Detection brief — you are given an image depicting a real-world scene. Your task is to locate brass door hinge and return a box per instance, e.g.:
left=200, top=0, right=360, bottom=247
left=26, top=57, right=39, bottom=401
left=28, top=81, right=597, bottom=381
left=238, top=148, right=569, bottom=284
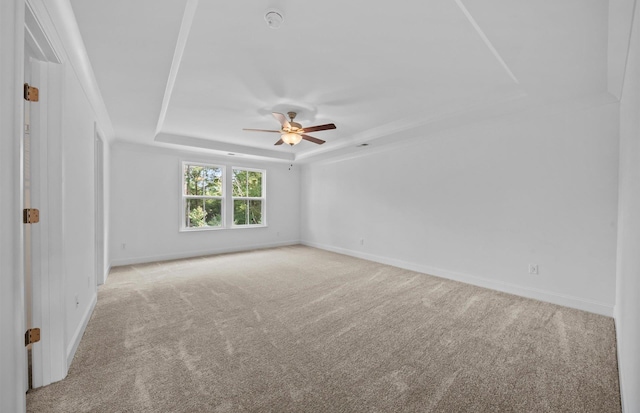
left=25, top=328, right=40, bottom=346
left=23, top=208, right=39, bottom=224
left=24, top=83, right=39, bottom=102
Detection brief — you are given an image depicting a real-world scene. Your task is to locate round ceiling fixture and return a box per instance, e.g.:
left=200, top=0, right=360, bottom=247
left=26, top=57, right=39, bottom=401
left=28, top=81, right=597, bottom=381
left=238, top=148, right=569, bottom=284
left=264, top=9, right=284, bottom=29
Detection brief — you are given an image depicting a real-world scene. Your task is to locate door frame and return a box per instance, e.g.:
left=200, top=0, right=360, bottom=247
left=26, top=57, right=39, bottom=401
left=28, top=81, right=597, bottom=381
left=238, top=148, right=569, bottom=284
left=95, top=127, right=106, bottom=285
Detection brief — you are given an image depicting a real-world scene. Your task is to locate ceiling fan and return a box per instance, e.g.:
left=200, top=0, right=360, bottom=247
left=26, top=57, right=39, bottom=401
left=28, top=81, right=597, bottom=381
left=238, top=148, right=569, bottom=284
left=243, top=112, right=336, bottom=146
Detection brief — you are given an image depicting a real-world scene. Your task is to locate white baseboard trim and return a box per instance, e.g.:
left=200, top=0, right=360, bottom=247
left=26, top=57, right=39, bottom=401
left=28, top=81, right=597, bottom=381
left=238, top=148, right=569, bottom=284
left=109, top=240, right=300, bottom=268
left=302, top=241, right=614, bottom=317
left=66, top=292, right=97, bottom=370
left=614, top=307, right=626, bottom=412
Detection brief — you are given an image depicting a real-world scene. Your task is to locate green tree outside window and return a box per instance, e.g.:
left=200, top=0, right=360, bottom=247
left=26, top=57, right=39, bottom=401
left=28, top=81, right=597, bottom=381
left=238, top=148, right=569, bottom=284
left=183, top=163, right=224, bottom=229
left=232, top=169, right=264, bottom=226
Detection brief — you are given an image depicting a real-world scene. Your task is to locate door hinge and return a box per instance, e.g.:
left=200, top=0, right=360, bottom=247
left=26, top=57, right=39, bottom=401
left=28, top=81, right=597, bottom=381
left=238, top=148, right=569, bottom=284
left=23, top=208, right=39, bottom=224
left=25, top=328, right=41, bottom=346
left=23, top=83, right=39, bottom=102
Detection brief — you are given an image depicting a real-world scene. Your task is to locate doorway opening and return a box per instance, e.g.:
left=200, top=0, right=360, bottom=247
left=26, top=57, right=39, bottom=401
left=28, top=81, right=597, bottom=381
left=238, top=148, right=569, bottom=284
left=95, top=130, right=105, bottom=285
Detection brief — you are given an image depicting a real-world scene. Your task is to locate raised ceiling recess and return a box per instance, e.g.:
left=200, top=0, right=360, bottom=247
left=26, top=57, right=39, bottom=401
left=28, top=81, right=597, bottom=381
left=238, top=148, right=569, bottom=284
left=70, top=0, right=608, bottom=162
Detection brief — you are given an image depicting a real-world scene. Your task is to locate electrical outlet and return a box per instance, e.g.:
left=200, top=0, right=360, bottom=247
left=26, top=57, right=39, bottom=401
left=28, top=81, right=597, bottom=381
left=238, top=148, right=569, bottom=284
left=528, top=264, right=539, bottom=275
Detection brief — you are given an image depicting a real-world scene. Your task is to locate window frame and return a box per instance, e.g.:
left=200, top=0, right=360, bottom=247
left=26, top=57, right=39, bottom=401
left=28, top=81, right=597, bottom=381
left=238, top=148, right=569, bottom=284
left=231, top=166, right=267, bottom=228
left=180, top=161, right=225, bottom=232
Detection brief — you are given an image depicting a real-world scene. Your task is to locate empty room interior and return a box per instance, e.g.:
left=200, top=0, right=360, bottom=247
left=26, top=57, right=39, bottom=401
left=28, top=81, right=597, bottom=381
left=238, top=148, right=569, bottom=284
left=2, top=0, right=640, bottom=412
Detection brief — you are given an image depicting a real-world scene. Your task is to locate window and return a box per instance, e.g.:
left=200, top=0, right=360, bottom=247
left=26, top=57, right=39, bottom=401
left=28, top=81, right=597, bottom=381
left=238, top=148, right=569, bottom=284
left=232, top=168, right=265, bottom=226
left=182, top=163, right=224, bottom=229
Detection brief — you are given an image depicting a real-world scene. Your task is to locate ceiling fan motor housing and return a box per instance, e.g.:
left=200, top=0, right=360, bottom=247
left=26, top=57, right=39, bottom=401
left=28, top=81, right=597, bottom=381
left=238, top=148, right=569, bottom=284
left=288, top=122, right=302, bottom=132
left=286, top=112, right=302, bottom=132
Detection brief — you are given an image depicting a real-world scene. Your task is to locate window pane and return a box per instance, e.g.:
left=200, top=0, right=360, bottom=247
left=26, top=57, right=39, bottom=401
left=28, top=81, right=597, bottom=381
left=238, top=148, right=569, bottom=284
left=248, top=200, right=262, bottom=225
left=232, top=169, right=248, bottom=197
left=248, top=171, right=262, bottom=197
left=234, top=200, right=247, bottom=225
left=204, top=199, right=222, bottom=227
left=203, top=168, right=223, bottom=196
left=184, top=165, right=202, bottom=196
left=184, top=165, right=222, bottom=196
left=185, top=198, right=205, bottom=227
left=185, top=198, right=222, bottom=228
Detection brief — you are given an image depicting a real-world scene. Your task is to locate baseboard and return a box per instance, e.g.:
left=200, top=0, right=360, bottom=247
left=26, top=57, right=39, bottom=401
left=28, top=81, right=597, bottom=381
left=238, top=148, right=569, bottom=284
left=66, top=292, right=97, bottom=370
left=614, top=308, right=626, bottom=412
left=302, top=241, right=614, bottom=317
left=109, top=240, right=300, bottom=267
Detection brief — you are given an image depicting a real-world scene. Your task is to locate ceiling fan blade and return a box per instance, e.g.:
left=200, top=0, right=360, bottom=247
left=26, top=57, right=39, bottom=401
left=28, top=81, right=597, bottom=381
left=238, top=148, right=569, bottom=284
left=242, top=128, right=281, bottom=133
left=272, top=112, right=291, bottom=129
left=301, top=123, right=336, bottom=133
left=274, top=138, right=284, bottom=145
left=301, top=134, right=325, bottom=145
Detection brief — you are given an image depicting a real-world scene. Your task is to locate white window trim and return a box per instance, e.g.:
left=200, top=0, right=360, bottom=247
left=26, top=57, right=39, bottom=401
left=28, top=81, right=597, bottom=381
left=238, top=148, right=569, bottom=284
left=231, top=166, right=267, bottom=228
left=180, top=161, right=225, bottom=232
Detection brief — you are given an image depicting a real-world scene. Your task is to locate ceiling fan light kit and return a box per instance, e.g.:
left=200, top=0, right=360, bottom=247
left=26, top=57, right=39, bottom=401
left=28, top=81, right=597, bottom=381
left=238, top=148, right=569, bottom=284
left=243, top=111, right=336, bottom=147
left=282, top=132, right=302, bottom=146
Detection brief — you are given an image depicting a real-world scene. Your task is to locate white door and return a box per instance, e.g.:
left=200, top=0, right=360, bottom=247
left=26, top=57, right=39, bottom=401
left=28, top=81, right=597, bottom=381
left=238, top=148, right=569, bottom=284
left=23, top=47, right=35, bottom=391
left=23, top=1, right=65, bottom=390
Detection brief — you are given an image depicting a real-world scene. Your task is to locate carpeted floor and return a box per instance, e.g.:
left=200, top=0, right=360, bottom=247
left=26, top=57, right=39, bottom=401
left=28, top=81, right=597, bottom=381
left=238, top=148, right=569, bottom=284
left=27, top=245, right=621, bottom=412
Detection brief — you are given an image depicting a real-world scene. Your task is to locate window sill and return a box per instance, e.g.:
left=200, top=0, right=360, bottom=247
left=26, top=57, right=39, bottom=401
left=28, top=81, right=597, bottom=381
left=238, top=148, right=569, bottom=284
left=230, top=224, right=268, bottom=229
left=179, top=226, right=225, bottom=233
left=179, top=225, right=268, bottom=232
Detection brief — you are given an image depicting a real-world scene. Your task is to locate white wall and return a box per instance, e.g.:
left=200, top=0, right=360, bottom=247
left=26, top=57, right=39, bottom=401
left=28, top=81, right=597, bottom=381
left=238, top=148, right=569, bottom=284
left=0, top=0, right=27, bottom=411
left=615, top=1, right=640, bottom=410
left=60, top=61, right=98, bottom=362
left=301, top=102, right=619, bottom=316
left=110, top=143, right=300, bottom=266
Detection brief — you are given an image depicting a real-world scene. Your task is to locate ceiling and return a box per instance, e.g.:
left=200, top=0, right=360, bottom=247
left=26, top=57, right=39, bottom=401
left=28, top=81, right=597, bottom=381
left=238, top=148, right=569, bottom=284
left=69, top=0, right=609, bottom=162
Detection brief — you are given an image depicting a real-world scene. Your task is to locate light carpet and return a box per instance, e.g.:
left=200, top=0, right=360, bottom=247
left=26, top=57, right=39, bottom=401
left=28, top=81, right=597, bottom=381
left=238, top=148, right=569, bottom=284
left=27, top=245, right=621, bottom=412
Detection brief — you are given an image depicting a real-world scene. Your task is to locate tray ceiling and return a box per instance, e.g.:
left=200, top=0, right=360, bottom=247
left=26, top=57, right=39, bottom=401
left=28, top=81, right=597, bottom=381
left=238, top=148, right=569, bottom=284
left=70, top=0, right=607, bottom=162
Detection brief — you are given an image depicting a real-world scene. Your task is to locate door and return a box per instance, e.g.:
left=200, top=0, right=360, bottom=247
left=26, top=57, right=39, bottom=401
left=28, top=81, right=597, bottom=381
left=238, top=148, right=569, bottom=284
left=23, top=49, right=35, bottom=391
left=22, top=3, right=65, bottom=389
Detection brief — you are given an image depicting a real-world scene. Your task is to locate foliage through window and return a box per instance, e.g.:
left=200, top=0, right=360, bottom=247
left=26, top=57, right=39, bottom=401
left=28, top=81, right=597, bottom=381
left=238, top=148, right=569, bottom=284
left=232, top=168, right=265, bottom=226
left=183, top=163, right=223, bottom=229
